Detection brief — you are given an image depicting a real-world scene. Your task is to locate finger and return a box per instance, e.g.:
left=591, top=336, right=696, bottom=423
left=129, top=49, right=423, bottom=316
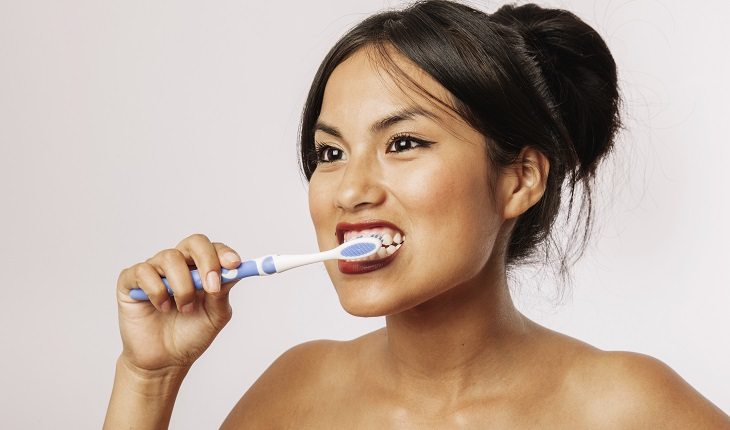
left=150, top=248, right=197, bottom=313
left=117, top=263, right=171, bottom=312
left=211, top=243, right=243, bottom=295
left=212, top=242, right=242, bottom=270
left=134, top=263, right=173, bottom=311
left=202, top=291, right=233, bottom=331
left=176, top=234, right=222, bottom=294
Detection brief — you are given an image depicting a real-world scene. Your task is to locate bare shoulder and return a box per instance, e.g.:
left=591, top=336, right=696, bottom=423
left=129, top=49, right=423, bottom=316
left=220, top=334, right=370, bottom=429
left=566, top=347, right=730, bottom=429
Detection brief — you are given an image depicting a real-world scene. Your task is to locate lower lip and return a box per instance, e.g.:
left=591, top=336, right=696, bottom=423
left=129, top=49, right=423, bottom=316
left=337, top=247, right=401, bottom=274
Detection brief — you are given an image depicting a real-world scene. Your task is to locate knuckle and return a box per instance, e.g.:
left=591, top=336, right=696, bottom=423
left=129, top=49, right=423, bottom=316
left=178, top=233, right=210, bottom=248
left=213, top=242, right=237, bottom=258
left=158, top=248, right=184, bottom=264
left=212, top=241, right=230, bottom=250
left=133, top=262, right=155, bottom=278
left=117, top=265, right=132, bottom=281
left=188, top=233, right=210, bottom=243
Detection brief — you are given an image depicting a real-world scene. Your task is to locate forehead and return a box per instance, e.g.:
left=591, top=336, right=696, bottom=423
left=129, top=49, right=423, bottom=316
left=318, top=45, right=458, bottom=130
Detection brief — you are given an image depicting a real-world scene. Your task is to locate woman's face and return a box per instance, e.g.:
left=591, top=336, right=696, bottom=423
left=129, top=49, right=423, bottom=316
left=309, top=47, right=504, bottom=317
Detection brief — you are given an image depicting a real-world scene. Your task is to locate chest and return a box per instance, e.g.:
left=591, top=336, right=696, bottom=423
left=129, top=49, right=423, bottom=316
left=287, top=387, right=588, bottom=429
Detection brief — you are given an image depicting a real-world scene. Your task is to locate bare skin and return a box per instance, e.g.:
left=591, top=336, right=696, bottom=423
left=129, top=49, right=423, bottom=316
left=223, top=331, right=729, bottom=429
left=105, top=46, right=730, bottom=429
left=105, top=235, right=244, bottom=428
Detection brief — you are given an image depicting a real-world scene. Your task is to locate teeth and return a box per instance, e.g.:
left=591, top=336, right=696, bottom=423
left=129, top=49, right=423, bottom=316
left=347, top=242, right=403, bottom=262
left=342, top=228, right=406, bottom=261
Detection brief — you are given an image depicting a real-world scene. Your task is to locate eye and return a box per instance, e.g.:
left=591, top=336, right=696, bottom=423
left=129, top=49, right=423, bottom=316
left=386, top=133, right=434, bottom=153
left=314, top=144, right=346, bottom=163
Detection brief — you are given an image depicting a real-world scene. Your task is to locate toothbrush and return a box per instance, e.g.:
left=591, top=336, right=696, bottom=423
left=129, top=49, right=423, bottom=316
left=128, top=235, right=383, bottom=301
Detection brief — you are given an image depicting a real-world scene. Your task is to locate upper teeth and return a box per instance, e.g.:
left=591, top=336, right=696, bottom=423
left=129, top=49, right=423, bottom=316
left=345, top=227, right=405, bottom=261
left=344, top=227, right=405, bottom=246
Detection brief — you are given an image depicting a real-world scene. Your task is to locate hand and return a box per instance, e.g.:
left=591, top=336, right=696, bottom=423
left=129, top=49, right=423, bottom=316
left=115, top=233, right=242, bottom=376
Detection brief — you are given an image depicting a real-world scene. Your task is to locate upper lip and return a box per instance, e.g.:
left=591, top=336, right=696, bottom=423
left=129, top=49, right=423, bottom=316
left=335, top=220, right=404, bottom=245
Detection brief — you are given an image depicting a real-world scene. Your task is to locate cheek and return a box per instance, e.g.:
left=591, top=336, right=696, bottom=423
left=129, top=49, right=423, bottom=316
left=396, top=156, right=499, bottom=277
left=400, top=157, right=495, bottom=231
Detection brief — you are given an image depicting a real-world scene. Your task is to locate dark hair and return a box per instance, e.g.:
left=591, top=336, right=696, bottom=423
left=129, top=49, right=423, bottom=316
left=298, top=0, right=622, bottom=276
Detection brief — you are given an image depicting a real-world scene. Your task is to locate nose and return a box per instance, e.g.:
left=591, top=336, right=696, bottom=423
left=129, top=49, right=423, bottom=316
left=334, top=154, right=385, bottom=212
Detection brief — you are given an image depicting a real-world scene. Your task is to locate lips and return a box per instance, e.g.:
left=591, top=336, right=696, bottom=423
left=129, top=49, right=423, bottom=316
left=335, top=220, right=405, bottom=274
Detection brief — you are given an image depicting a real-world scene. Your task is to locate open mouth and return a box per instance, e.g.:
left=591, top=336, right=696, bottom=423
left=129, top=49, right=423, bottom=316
left=336, top=221, right=405, bottom=274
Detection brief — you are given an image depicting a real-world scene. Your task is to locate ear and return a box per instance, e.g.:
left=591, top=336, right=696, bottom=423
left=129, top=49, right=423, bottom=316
left=497, top=147, right=550, bottom=220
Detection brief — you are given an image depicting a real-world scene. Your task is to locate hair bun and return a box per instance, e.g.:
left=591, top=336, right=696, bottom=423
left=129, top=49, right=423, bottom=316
left=491, top=3, right=622, bottom=178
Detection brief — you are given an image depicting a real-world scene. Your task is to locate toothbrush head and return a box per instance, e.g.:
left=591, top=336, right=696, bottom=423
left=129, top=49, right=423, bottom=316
left=335, top=234, right=383, bottom=260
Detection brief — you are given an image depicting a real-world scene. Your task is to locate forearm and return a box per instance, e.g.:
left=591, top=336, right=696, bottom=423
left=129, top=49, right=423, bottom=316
left=103, top=357, right=190, bottom=430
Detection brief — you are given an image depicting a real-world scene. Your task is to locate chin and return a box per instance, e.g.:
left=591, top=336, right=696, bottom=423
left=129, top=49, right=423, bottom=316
left=331, top=276, right=445, bottom=318
left=332, top=281, right=398, bottom=317
left=340, top=303, right=390, bottom=318
left=321, top=251, right=412, bottom=317
left=322, top=239, right=492, bottom=318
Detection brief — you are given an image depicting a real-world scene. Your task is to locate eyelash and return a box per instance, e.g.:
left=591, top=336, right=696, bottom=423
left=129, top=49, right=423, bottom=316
left=313, top=133, right=434, bottom=164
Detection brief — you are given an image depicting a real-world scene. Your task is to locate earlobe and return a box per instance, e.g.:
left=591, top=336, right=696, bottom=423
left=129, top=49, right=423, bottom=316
left=499, top=147, right=549, bottom=220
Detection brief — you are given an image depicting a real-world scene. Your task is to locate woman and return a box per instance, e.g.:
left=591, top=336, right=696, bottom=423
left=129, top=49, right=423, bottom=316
left=104, top=1, right=730, bottom=428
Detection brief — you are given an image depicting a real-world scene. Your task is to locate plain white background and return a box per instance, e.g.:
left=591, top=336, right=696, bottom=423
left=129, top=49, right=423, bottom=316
left=1, top=0, right=728, bottom=427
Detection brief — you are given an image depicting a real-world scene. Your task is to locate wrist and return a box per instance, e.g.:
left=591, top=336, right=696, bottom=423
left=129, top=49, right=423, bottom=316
left=115, top=356, right=190, bottom=397
left=104, top=357, right=190, bottom=429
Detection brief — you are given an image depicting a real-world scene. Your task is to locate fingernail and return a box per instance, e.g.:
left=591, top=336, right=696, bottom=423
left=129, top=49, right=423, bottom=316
left=160, top=299, right=171, bottom=313
left=223, top=252, right=239, bottom=264
left=206, top=271, right=220, bottom=293
left=182, top=302, right=194, bottom=313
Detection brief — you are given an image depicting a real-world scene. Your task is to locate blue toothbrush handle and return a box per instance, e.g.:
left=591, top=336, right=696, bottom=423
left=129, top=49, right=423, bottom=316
left=128, top=259, right=264, bottom=301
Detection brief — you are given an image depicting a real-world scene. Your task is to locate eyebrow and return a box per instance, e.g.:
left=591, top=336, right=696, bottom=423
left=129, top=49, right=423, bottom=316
left=313, top=106, right=439, bottom=139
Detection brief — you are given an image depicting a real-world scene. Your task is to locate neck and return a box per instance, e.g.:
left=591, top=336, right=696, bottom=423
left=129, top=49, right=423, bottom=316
left=381, top=259, right=532, bottom=398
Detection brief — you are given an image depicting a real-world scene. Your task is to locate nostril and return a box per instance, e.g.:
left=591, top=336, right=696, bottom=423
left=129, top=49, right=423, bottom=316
left=334, top=171, right=386, bottom=211
left=335, top=196, right=378, bottom=212
left=354, top=201, right=373, bottom=210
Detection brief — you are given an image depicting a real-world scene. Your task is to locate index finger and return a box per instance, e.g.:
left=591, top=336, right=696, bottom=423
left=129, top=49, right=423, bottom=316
left=175, top=234, right=224, bottom=293
left=212, top=242, right=241, bottom=270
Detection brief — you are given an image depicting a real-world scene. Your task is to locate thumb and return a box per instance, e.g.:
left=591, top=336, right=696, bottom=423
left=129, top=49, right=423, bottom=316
left=202, top=282, right=237, bottom=329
